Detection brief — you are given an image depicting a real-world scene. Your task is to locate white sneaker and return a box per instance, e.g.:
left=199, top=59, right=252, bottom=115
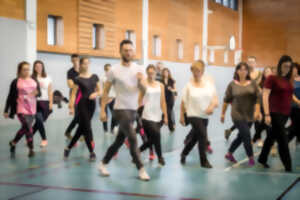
left=138, top=168, right=150, bottom=181
left=257, top=140, right=263, bottom=148
left=98, top=162, right=110, bottom=176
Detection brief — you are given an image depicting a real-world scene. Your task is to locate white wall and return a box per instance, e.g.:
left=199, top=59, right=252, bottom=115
left=0, top=17, right=28, bottom=125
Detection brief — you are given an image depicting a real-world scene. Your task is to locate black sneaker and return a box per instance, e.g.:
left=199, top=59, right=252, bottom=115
left=158, top=157, right=165, bottom=166
left=28, top=150, right=35, bottom=158
left=64, top=149, right=70, bottom=160
left=65, top=132, right=72, bottom=140
left=89, top=152, right=96, bottom=162
left=258, top=160, right=270, bottom=168
left=202, top=162, right=213, bottom=169
left=180, top=155, right=186, bottom=165
left=9, top=141, right=15, bottom=154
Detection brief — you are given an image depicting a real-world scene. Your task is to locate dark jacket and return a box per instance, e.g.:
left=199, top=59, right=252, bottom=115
left=4, top=78, right=41, bottom=119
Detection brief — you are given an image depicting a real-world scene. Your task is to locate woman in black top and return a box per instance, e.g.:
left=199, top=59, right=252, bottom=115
left=64, top=57, right=101, bottom=161
left=161, top=68, right=177, bottom=132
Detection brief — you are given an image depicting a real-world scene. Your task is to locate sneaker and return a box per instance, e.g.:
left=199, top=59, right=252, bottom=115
left=125, top=139, right=130, bottom=149
left=28, top=150, right=35, bottom=158
left=64, top=148, right=70, bottom=160
left=158, top=157, right=165, bottom=166
left=112, top=127, right=119, bottom=135
left=206, top=145, right=213, bottom=154
left=224, top=129, right=232, bottom=140
left=9, top=141, right=16, bottom=154
left=202, top=161, right=213, bottom=169
left=89, top=152, right=96, bottom=162
left=258, top=160, right=270, bottom=168
left=65, top=132, right=72, bottom=140
left=257, top=140, right=263, bottom=148
left=149, top=151, right=155, bottom=161
left=248, top=158, right=255, bottom=167
left=138, top=168, right=150, bottom=181
left=40, top=140, right=48, bottom=148
left=225, top=153, right=237, bottom=163
left=79, top=136, right=84, bottom=142
left=98, top=162, right=110, bottom=176
left=180, top=155, right=186, bottom=165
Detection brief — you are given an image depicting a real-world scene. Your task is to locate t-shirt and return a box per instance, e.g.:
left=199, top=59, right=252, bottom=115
left=264, top=75, right=293, bottom=115
left=100, top=73, right=116, bottom=98
left=107, top=62, right=145, bottom=110
left=224, top=80, right=260, bottom=122
left=182, top=81, right=217, bottom=119
left=74, top=74, right=99, bottom=100
left=17, top=78, right=38, bottom=115
left=67, top=67, right=79, bottom=95
left=37, top=76, right=52, bottom=101
left=142, top=83, right=162, bottom=122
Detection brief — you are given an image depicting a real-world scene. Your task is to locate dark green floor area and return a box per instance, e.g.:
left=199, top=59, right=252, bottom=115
left=0, top=115, right=299, bottom=200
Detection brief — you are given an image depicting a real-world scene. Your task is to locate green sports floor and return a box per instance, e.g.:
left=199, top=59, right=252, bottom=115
left=0, top=113, right=299, bottom=200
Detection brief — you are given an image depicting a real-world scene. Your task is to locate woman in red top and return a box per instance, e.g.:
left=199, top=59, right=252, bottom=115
left=258, top=55, right=295, bottom=172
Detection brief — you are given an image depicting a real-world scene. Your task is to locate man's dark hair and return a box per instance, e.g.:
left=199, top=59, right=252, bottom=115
left=120, top=40, right=133, bottom=51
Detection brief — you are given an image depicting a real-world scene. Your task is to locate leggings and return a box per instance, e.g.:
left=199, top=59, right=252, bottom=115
left=68, top=99, right=95, bottom=153
left=139, top=120, right=162, bottom=158
left=288, top=107, right=300, bottom=143
left=229, top=121, right=253, bottom=157
left=12, top=114, right=35, bottom=149
left=102, top=110, right=143, bottom=169
left=164, top=102, right=175, bottom=132
left=102, top=99, right=118, bottom=132
left=181, top=117, right=209, bottom=165
left=33, top=112, right=46, bottom=140
left=65, top=105, right=79, bottom=134
left=258, top=113, right=292, bottom=171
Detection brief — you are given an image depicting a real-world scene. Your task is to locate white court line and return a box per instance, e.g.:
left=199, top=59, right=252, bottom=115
left=224, top=151, right=260, bottom=172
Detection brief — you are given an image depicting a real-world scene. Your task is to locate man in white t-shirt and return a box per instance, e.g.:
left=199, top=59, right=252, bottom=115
left=98, top=40, right=150, bottom=181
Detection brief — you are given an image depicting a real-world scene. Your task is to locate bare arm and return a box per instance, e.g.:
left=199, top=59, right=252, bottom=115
left=69, top=85, right=78, bottom=113
left=101, top=81, right=112, bottom=113
left=293, top=94, right=300, bottom=105
left=263, top=88, right=271, bottom=125
left=67, top=79, right=74, bottom=89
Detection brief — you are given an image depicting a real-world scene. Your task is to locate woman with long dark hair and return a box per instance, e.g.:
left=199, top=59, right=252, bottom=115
left=4, top=61, right=40, bottom=157
left=64, top=57, right=101, bottom=161
left=32, top=60, right=53, bottom=147
left=221, top=62, right=261, bottom=166
left=258, top=55, right=294, bottom=172
left=161, top=68, right=177, bottom=132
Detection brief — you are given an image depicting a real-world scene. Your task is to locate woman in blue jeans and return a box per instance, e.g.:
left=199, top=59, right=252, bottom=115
left=221, top=62, right=261, bottom=166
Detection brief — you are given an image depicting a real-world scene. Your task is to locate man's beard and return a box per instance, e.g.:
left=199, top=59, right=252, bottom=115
left=122, top=56, right=131, bottom=63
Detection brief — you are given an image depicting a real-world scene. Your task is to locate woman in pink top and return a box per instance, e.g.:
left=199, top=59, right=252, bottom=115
left=4, top=61, right=40, bottom=158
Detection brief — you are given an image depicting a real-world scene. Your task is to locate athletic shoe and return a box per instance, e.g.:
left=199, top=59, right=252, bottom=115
left=271, top=146, right=277, bottom=157
left=89, top=152, right=96, bottom=162
left=149, top=150, right=155, bottom=161
left=248, top=158, right=255, bottom=167
left=98, top=162, right=110, bottom=176
left=257, top=140, right=263, bottom=148
left=158, top=157, right=165, bottom=166
left=202, top=161, right=213, bottom=169
left=9, top=141, right=15, bottom=154
left=258, top=160, right=270, bottom=168
left=64, top=148, right=70, bottom=160
left=224, top=129, right=232, bottom=140
left=180, top=155, right=186, bottom=165
left=206, top=145, right=213, bottom=154
left=40, top=140, right=48, bottom=147
left=65, top=132, right=72, bottom=140
left=225, top=153, right=237, bottom=163
left=28, top=150, right=35, bottom=158
left=138, top=168, right=150, bottom=181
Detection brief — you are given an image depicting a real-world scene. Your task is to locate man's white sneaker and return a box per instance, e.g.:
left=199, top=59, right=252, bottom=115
left=138, top=168, right=150, bottom=181
left=98, top=162, right=110, bottom=176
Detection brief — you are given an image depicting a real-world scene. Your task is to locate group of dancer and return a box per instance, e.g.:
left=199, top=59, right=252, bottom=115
left=3, top=39, right=299, bottom=181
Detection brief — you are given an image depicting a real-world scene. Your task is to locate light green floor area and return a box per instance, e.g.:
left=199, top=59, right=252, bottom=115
left=0, top=115, right=299, bottom=200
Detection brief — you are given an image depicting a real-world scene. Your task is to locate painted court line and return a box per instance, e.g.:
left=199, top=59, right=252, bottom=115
left=277, top=177, right=300, bottom=200
left=0, top=182, right=201, bottom=200
left=224, top=151, right=260, bottom=172
left=8, top=188, right=47, bottom=200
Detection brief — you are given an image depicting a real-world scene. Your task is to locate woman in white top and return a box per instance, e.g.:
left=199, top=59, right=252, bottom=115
left=138, top=65, right=168, bottom=166
left=100, top=64, right=118, bottom=134
left=180, top=60, right=218, bottom=168
left=32, top=60, right=53, bottom=147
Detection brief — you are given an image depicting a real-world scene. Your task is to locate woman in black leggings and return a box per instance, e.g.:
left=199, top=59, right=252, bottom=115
left=64, top=57, right=101, bottom=161
left=258, top=55, right=295, bottom=172
left=138, top=65, right=168, bottom=166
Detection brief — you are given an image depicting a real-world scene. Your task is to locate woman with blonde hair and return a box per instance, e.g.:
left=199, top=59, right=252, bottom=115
left=180, top=60, right=218, bottom=168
